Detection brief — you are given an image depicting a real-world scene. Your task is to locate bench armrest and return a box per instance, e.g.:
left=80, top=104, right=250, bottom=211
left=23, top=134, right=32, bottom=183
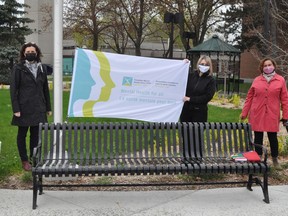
left=250, top=142, right=268, bottom=163
left=32, top=144, right=42, bottom=166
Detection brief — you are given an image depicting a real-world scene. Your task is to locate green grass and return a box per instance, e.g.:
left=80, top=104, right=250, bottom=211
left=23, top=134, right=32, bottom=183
left=208, top=105, right=241, bottom=122
left=0, top=89, right=21, bottom=179
left=0, top=89, right=241, bottom=181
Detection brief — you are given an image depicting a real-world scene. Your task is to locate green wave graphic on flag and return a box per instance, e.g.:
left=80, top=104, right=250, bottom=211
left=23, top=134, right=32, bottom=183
left=82, top=51, right=115, bottom=117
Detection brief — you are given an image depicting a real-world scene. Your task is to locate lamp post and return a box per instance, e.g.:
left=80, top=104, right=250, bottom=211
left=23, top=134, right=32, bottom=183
left=164, top=12, right=183, bottom=59
left=183, top=31, right=196, bottom=51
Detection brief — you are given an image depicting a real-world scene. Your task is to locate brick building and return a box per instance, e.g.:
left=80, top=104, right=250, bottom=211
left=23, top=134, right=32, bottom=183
left=240, top=50, right=259, bottom=82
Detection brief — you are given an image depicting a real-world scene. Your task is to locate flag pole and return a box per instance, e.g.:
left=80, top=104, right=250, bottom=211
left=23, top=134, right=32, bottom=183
left=47, top=0, right=73, bottom=180
left=53, top=0, right=63, bottom=123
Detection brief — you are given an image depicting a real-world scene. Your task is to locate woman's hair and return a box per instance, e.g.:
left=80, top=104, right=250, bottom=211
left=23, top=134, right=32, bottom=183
left=19, top=42, right=43, bottom=62
left=258, top=57, right=277, bottom=73
left=196, top=55, right=213, bottom=75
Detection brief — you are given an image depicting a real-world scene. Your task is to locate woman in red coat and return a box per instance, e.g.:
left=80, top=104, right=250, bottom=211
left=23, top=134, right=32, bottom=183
left=241, top=57, right=288, bottom=166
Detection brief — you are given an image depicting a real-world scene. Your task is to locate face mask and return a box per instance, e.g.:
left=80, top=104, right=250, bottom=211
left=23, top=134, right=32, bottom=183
left=263, top=66, right=275, bottom=74
left=198, top=65, right=210, bottom=73
left=25, top=53, right=37, bottom=62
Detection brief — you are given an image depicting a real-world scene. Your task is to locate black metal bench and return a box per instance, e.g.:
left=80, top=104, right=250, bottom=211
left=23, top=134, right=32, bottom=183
left=32, top=122, right=269, bottom=209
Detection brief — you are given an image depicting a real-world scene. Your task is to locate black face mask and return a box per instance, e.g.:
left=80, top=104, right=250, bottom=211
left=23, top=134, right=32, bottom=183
left=25, top=53, right=37, bottom=62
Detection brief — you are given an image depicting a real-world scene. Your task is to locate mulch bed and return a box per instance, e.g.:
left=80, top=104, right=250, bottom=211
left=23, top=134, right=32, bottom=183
left=1, top=159, right=287, bottom=191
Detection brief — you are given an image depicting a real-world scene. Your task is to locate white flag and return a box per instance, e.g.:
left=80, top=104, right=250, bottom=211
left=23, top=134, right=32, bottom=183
left=68, top=48, right=189, bottom=122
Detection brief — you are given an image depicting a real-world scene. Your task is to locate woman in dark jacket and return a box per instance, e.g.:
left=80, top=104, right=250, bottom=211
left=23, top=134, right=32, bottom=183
left=180, top=55, right=216, bottom=122
left=180, top=55, right=215, bottom=158
left=10, top=42, right=52, bottom=171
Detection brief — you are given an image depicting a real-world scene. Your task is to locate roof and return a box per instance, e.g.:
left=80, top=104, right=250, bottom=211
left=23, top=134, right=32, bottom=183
left=187, top=34, right=241, bottom=54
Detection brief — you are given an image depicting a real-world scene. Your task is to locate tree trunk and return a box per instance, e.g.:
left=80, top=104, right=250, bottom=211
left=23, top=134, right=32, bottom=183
left=93, top=33, right=99, bottom=50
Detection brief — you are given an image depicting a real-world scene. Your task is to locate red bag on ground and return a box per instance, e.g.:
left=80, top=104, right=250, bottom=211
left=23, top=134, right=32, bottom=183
left=242, top=151, right=261, bottom=162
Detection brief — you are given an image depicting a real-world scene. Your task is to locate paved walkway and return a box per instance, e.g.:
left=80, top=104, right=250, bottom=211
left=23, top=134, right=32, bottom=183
left=0, top=185, right=288, bottom=216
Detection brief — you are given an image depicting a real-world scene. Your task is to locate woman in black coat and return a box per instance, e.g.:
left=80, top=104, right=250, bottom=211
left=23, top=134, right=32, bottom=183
left=180, top=55, right=216, bottom=122
left=10, top=42, right=52, bottom=171
left=180, top=55, right=216, bottom=158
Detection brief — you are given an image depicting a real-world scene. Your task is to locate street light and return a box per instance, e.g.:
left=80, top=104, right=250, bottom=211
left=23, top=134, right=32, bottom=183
left=183, top=31, right=196, bottom=51
left=164, top=12, right=183, bottom=59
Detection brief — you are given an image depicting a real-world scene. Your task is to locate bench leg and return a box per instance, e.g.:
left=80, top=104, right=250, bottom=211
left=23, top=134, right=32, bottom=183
left=32, top=175, right=45, bottom=209
left=32, top=174, right=38, bottom=209
left=262, top=172, right=270, bottom=203
left=246, top=174, right=253, bottom=191
left=255, top=172, right=270, bottom=204
left=39, top=176, right=43, bottom=195
left=246, top=173, right=269, bottom=203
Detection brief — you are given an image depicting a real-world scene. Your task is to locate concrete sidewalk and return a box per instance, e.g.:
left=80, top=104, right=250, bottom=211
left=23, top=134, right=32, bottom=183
left=0, top=185, right=287, bottom=216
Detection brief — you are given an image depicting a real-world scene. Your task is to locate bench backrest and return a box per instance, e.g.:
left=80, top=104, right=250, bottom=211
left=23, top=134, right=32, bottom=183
left=38, top=122, right=184, bottom=164
left=182, top=122, right=253, bottom=159
left=37, top=122, right=253, bottom=163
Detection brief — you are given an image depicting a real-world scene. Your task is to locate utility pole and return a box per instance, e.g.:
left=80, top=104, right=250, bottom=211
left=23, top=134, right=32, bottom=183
left=164, top=12, right=182, bottom=59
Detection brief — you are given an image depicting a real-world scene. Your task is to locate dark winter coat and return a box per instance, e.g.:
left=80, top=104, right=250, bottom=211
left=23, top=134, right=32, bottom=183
left=10, top=61, right=51, bottom=126
left=180, top=70, right=216, bottom=122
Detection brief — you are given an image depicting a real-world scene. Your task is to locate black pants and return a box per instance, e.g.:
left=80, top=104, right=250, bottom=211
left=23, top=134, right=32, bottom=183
left=254, top=131, right=278, bottom=158
left=17, top=126, right=39, bottom=162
